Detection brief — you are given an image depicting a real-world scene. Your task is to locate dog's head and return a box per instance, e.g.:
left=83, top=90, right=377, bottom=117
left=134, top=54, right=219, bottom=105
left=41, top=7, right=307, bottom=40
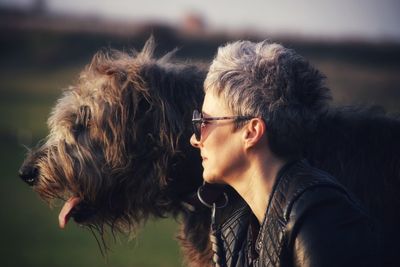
left=19, top=38, right=205, bottom=235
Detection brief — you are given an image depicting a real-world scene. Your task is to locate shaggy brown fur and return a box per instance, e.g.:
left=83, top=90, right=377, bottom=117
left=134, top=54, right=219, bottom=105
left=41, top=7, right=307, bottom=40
left=19, top=38, right=215, bottom=266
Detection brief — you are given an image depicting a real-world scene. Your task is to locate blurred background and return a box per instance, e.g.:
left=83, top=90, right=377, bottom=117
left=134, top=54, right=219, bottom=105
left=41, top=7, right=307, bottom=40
left=0, top=0, right=399, bottom=266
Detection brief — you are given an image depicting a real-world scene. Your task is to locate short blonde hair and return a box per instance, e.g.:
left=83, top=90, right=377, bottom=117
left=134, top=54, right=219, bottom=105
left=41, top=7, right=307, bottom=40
left=205, top=40, right=331, bottom=158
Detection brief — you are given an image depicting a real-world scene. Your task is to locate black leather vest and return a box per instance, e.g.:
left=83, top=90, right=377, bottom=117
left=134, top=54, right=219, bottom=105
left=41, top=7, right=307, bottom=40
left=218, top=198, right=250, bottom=266
left=251, top=160, right=348, bottom=266
left=217, top=160, right=379, bottom=267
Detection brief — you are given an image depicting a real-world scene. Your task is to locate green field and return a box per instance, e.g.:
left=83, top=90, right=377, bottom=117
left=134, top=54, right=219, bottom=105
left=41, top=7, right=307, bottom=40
left=0, top=34, right=399, bottom=267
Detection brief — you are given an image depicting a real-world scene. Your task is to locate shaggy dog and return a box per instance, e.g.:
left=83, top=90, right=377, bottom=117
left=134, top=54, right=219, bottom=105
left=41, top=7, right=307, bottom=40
left=19, top=38, right=218, bottom=266
left=19, top=39, right=400, bottom=266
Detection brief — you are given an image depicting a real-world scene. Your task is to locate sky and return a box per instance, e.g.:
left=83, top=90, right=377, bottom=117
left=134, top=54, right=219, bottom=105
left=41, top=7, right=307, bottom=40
left=2, top=0, right=400, bottom=41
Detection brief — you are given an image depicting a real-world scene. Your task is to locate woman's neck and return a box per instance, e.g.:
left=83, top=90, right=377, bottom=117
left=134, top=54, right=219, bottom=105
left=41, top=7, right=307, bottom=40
left=229, top=155, right=287, bottom=224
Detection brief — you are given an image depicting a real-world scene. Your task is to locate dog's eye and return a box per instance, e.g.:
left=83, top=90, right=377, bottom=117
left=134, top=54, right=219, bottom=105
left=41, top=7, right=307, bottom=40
left=72, top=124, right=84, bottom=135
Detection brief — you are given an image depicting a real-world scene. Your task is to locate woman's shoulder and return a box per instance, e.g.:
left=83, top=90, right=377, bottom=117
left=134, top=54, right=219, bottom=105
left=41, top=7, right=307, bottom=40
left=271, top=159, right=351, bottom=221
left=286, top=186, right=381, bottom=266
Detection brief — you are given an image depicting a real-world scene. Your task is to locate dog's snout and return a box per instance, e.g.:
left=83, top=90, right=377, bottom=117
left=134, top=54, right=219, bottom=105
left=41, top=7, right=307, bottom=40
left=18, top=164, right=39, bottom=186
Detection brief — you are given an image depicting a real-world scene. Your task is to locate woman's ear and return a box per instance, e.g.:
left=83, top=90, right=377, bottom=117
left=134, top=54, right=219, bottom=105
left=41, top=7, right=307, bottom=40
left=243, top=118, right=266, bottom=149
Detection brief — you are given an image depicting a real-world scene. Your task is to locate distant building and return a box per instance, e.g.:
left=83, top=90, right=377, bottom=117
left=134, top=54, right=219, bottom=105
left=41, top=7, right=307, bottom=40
left=182, top=13, right=206, bottom=34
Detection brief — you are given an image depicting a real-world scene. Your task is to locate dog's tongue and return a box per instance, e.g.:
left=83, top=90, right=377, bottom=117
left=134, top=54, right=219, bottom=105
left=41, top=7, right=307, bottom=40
left=58, top=197, right=81, bottom=229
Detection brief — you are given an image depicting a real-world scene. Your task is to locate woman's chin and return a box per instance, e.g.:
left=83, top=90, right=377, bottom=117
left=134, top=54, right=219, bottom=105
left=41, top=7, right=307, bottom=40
left=202, top=171, right=221, bottom=184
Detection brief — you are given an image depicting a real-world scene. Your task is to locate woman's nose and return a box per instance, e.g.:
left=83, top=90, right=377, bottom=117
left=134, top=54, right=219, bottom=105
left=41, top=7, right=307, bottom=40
left=190, top=134, right=200, bottom=148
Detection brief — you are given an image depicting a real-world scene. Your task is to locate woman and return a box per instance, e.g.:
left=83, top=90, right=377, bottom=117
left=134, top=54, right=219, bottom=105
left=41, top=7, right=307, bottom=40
left=190, top=41, right=380, bottom=266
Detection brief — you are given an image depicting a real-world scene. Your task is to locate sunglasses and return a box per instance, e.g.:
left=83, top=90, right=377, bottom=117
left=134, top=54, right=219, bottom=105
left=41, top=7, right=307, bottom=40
left=192, top=109, right=253, bottom=141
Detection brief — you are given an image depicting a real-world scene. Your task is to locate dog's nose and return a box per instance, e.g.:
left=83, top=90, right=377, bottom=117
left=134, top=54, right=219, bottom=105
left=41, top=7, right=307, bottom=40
left=18, top=165, right=39, bottom=186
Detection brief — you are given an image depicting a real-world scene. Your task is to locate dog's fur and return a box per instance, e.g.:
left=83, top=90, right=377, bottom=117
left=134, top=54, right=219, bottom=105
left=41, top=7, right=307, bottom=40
left=20, top=38, right=221, bottom=266
left=19, top=39, right=400, bottom=266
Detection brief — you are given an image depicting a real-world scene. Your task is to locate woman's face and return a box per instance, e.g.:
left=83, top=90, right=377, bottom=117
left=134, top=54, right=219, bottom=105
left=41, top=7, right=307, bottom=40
left=190, top=91, right=247, bottom=184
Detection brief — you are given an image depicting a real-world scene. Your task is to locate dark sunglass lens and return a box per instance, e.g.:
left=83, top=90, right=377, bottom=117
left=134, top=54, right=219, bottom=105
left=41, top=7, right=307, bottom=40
left=192, top=110, right=202, bottom=141
left=195, top=122, right=201, bottom=141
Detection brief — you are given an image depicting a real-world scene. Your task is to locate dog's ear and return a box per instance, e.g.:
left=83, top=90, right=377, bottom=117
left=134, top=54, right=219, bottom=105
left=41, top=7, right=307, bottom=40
left=75, top=105, right=91, bottom=129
